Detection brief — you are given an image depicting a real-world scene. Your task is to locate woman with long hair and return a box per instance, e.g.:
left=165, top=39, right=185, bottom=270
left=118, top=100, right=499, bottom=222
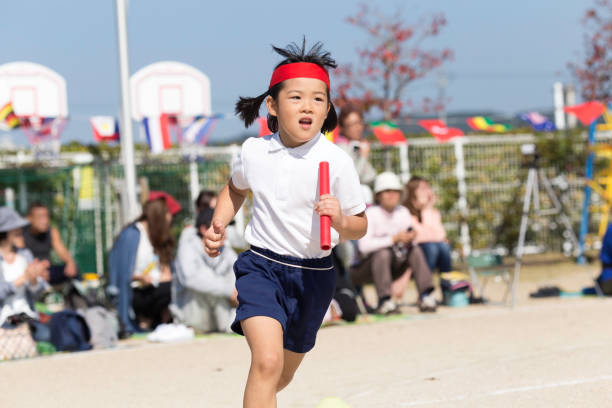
left=404, top=176, right=452, bottom=274
left=108, top=192, right=181, bottom=334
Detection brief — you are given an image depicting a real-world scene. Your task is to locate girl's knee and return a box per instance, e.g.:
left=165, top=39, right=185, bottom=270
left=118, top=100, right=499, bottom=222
left=252, top=351, right=283, bottom=378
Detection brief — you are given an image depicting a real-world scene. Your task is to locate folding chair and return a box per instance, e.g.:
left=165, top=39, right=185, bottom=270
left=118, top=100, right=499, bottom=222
left=467, top=252, right=511, bottom=305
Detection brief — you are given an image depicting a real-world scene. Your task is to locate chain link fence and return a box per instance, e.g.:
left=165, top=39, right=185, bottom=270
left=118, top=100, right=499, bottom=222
left=0, top=132, right=606, bottom=276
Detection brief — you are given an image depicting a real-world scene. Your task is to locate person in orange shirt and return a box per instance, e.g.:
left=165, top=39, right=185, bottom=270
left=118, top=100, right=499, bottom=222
left=404, top=176, right=452, bottom=273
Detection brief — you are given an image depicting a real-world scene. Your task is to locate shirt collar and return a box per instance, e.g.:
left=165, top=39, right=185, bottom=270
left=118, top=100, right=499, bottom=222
left=268, top=132, right=321, bottom=159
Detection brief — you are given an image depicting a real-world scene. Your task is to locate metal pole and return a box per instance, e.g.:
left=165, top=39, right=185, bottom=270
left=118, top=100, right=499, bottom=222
left=189, top=156, right=200, bottom=215
left=453, top=138, right=471, bottom=256
left=93, top=166, right=104, bottom=277
left=578, top=121, right=597, bottom=264
left=564, top=85, right=577, bottom=129
left=18, top=172, right=27, bottom=214
left=553, top=82, right=566, bottom=131
left=115, top=0, right=139, bottom=221
left=104, top=166, right=114, bottom=250
left=398, top=143, right=410, bottom=183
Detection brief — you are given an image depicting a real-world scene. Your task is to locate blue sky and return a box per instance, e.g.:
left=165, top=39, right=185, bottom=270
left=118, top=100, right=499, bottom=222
left=1, top=0, right=590, bottom=145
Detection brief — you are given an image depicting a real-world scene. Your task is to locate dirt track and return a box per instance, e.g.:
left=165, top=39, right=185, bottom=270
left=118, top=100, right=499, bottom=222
left=2, top=260, right=611, bottom=407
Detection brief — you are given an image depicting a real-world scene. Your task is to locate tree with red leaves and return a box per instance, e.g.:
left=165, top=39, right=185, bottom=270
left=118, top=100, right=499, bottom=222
left=334, top=4, right=453, bottom=120
left=570, top=0, right=612, bottom=103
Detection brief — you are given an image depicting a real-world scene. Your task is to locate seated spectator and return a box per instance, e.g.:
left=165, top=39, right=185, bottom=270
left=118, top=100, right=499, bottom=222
left=597, top=223, right=612, bottom=295
left=195, top=189, right=248, bottom=250
left=171, top=208, right=238, bottom=333
left=327, top=250, right=361, bottom=322
left=350, top=172, right=436, bottom=314
left=404, top=176, right=452, bottom=274
left=23, top=202, right=78, bottom=284
left=195, top=190, right=218, bottom=212
left=0, top=207, right=49, bottom=326
left=333, top=104, right=378, bottom=278
left=108, top=191, right=181, bottom=334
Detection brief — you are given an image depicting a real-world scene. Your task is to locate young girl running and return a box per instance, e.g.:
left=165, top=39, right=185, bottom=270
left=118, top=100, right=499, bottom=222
left=204, top=40, right=367, bottom=407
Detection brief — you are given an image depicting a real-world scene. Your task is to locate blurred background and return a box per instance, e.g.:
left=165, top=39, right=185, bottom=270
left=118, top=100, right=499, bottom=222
left=0, top=0, right=610, bottom=276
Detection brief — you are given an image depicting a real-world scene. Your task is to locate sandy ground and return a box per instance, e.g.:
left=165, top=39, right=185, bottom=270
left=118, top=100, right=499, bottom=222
left=1, top=258, right=612, bottom=407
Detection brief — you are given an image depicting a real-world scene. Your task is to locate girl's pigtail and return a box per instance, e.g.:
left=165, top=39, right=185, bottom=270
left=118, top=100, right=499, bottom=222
left=235, top=91, right=269, bottom=128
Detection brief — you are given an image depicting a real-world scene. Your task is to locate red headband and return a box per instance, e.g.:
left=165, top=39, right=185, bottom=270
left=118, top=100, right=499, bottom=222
left=268, top=62, right=330, bottom=90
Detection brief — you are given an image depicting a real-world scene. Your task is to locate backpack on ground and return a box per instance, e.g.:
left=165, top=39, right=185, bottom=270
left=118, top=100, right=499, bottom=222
left=78, top=306, right=119, bottom=349
left=49, top=310, right=92, bottom=352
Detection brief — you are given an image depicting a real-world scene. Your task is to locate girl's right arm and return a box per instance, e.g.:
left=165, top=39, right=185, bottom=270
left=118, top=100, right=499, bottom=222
left=204, top=179, right=249, bottom=257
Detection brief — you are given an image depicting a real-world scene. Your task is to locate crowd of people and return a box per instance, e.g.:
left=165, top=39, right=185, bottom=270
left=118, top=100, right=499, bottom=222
left=102, top=104, right=457, bottom=337
left=0, top=104, right=458, bottom=357
left=5, top=103, right=612, bottom=366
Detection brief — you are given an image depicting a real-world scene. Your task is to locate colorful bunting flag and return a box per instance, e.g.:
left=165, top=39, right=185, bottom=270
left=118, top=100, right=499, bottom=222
left=0, top=102, right=20, bottom=129
left=564, top=101, right=606, bottom=126
left=324, top=126, right=339, bottom=143
left=418, top=119, right=464, bottom=143
left=90, top=116, right=119, bottom=142
left=182, top=115, right=221, bottom=145
left=519, top=112, right=555, bottom=131
left=370, top=121, right=406, bottom=145
left=466, top=116, right=510, bottom=132
left=142, top=114, right=171, bottom=154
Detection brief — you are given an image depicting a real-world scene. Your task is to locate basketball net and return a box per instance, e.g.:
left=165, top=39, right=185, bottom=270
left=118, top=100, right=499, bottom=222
left=20, top=116, right=68, bottom=159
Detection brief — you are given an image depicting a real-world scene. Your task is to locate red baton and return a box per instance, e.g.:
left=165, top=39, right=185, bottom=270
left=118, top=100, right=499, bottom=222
left=319, top=161, right=331, bottom=250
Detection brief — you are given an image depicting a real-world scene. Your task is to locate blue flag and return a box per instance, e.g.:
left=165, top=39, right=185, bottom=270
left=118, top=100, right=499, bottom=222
left=519, top=112, right=556, bottom=131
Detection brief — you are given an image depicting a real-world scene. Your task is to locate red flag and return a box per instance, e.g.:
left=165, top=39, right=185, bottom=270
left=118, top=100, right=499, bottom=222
left=258, top=117, right=271, bottom=137
left=418, top=119, right=464, bottom=143
left=370, top=121, right=406, bottom=145
left=564, top=101, right=606, bottom=126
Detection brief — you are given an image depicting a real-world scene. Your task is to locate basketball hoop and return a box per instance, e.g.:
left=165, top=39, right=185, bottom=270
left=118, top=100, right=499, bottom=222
left=0, top=62, right=69, bottom=156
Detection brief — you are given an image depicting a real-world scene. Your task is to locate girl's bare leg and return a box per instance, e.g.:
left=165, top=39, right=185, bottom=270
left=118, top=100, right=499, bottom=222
left=277, top=350, right=305, bottom=392
left=241, top=316, right=284, bottom=408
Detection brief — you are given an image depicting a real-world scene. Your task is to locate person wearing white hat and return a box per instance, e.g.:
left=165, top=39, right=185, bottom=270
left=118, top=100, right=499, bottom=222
left=350, top=172, right=437, bottom=314
left=0, top=207, right=49, bottom=326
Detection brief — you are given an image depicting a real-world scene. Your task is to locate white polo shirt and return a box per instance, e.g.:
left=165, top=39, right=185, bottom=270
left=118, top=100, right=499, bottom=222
left=232, top=132, right=366, bottom=258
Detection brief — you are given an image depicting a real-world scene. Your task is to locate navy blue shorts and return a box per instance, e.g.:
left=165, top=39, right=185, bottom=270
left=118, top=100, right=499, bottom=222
left=231, top=246, right=336, bottom=353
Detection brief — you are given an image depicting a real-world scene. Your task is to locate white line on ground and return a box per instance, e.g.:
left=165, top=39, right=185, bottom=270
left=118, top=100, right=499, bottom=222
left=398, top=375, right=612, bottom=406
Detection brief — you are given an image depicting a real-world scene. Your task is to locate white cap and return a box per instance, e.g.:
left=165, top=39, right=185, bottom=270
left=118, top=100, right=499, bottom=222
left=373, top=172, right=403, bottom=194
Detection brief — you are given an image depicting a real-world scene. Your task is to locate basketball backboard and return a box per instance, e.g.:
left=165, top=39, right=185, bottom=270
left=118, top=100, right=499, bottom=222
left=130, top=61, right=211, bottom=121
left=0, top=62, right=68, bottom=118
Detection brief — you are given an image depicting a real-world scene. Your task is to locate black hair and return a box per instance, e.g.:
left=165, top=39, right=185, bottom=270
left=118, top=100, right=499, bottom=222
left=195, top=207, right=215, bottom=237
left=235, top=38, right=338, bottom=134
left=195, top=190, right=217, bottom=212
left=0, top=231, right=7, bottom=242
left=27, top=201, right=48, bottom=215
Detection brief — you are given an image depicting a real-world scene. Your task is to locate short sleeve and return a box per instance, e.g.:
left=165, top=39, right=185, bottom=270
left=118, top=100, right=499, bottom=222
left=333, top=159, right=367, bottom=216
left=231, top=143, right=249, bottom=190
